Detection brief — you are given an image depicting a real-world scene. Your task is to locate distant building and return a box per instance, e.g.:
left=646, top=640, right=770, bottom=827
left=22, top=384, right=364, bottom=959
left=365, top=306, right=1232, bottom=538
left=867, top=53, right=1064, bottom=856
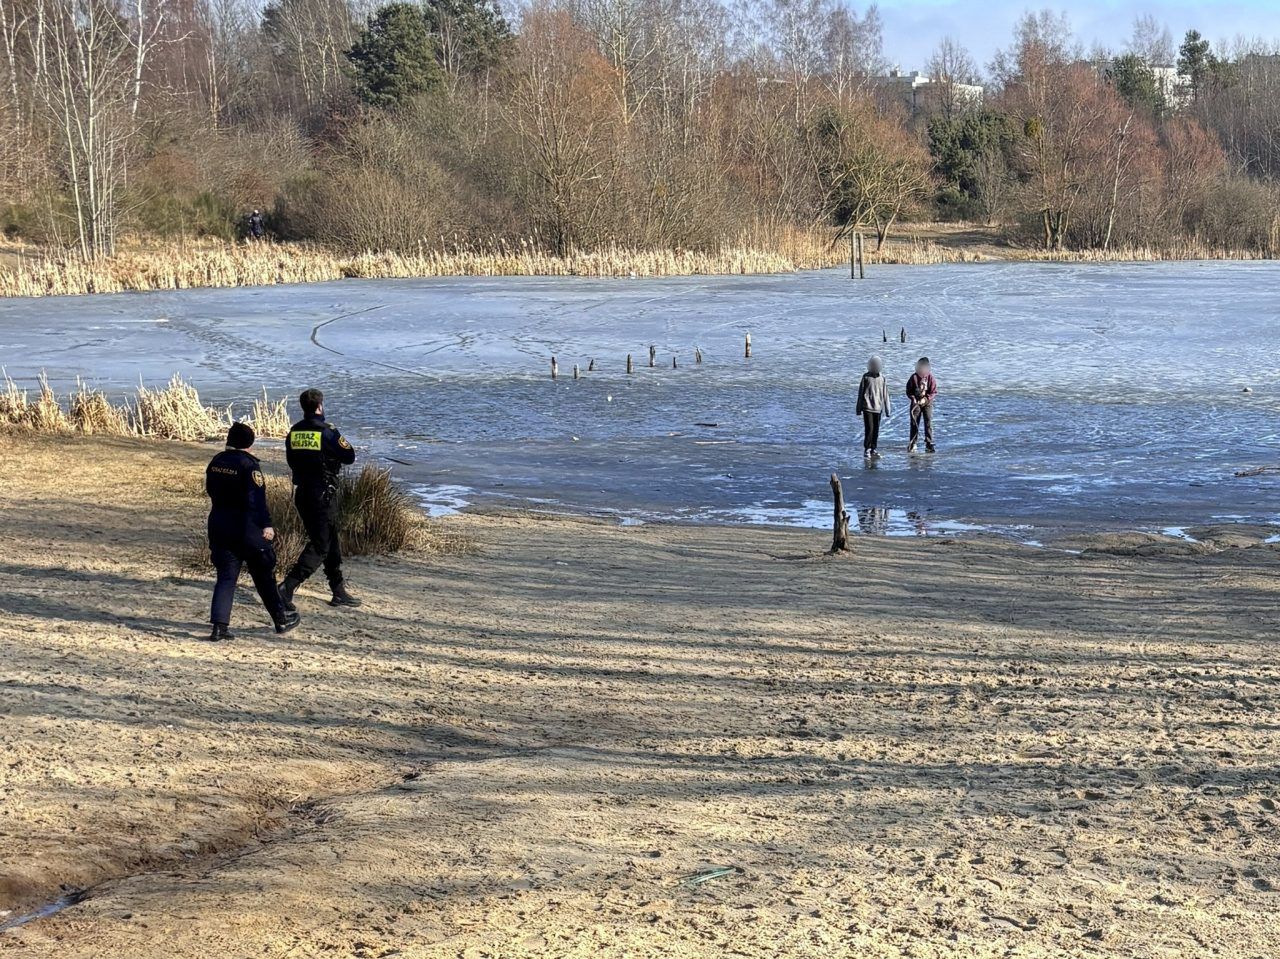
left=1092, top=59, right=1192, bottom=108
left=874, top=68, right=985, bottom=117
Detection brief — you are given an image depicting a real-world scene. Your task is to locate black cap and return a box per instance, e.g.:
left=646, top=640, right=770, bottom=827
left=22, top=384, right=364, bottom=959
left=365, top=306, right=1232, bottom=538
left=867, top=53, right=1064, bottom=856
left=227, top=422, right=255, bottom=449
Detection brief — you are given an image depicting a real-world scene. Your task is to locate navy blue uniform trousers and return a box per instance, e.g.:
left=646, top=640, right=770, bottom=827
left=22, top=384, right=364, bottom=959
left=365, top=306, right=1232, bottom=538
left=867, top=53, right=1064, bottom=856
left=210, top=531, right=285, bottom=627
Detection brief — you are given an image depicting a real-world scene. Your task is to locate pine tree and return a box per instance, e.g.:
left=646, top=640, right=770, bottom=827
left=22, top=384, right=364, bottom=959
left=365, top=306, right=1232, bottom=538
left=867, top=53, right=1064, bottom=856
left=348, top=4, right=443, bottom=109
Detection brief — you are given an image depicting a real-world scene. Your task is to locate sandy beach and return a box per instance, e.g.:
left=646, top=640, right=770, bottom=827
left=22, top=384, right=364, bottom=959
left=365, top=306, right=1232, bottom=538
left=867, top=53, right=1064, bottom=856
left=3, top=430, right=1280, bottom=957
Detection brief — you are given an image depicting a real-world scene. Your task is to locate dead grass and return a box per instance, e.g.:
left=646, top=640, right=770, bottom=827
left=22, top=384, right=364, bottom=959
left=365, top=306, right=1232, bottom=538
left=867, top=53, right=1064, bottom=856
left=4, top=232, right=1275, bottom=298
left=69, top=380, right=133, bottom=436
left=0, top=233, right=847, bottom=299
left=261, top=465, right=462, bottom=571
left=249, top=389, right=291, bottom=439
left=132, top=375, right=230, bottom=442
left=0, top=372, right=292, bottom=443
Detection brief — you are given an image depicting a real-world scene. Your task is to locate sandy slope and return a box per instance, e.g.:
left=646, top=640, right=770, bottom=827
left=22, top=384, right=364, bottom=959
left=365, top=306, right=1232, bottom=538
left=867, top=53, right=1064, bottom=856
left=2, top=432, right=1279, bottom=958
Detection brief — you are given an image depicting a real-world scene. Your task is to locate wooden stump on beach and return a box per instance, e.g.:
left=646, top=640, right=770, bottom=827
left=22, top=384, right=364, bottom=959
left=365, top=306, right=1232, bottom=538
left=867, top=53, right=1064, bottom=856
left=830, top=474, right=851, bottom=553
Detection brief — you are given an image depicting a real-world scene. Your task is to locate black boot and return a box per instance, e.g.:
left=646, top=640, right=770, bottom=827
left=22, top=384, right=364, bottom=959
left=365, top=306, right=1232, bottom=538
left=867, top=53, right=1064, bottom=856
left=206, top=624, right=234, bottom=642
left=330, top=583, right=363, bottom=608
left=275, top=610, right=302, bottom=635
left=280, top=576, right=301, bottom=612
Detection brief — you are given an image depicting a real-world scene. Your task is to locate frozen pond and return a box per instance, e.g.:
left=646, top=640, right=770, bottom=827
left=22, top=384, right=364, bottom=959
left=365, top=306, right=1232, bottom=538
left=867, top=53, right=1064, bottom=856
left=3, top=261, right=1280, bottom=536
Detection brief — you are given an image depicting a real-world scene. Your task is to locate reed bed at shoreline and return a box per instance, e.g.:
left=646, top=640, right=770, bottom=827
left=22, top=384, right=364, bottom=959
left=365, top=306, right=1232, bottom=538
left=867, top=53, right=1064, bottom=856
left=865, top=238, right=1277, bottom=265
left=0, top=235, right=847, bottom=299
left=1, top=234, right=1271, bottom=299
left=0, top=372, right=289, bottom=441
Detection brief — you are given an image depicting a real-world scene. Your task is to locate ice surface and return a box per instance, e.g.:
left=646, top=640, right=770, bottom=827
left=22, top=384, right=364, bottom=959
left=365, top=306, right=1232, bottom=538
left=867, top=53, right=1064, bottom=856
left=3, top=261, right=1279, bottom=536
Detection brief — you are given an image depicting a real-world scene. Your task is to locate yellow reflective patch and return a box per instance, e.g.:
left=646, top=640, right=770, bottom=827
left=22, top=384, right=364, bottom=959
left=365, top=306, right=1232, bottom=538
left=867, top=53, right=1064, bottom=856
left=252, top=470, right=265, bottom=487
left=290, top=430, right=322, bottom=451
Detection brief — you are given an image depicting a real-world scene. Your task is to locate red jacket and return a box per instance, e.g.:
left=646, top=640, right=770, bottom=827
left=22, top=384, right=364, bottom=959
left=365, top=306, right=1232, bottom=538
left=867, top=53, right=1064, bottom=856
left=905, top=372, right=938, bottom=407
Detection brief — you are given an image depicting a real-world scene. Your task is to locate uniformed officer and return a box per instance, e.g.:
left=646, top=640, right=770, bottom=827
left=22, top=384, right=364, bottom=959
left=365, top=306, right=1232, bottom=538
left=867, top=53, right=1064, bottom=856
left=206, top=422, right=301, bottom=641
left=279, top=388, right=362, bottom=609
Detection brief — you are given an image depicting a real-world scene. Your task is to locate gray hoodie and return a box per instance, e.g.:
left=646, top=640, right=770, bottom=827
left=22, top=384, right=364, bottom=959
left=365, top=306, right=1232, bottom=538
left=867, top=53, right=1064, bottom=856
left=857, top=371, right=891, bottom=416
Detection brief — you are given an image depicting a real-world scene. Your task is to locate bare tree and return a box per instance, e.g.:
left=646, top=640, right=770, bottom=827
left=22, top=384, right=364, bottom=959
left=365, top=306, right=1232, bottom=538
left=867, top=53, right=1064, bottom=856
left=1127, top=13, right=1173, bottom=65
left=504, top=7, right=620, bottom=253
left=31, top=0, right=143, bottom=257
left=926, top=36, right=979, bottom=119
left=820, top=1, right=883, bottom=104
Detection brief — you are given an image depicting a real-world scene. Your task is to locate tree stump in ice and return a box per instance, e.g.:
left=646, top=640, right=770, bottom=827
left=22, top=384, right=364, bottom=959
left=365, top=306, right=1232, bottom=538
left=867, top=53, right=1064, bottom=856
left=830, top=473, right=851, bottom=553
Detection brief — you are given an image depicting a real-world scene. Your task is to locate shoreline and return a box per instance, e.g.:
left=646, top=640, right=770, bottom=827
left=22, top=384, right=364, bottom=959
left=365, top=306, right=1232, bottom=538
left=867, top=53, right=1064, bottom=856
left=3, top=430, right=1280, bottom=956
left=2, top=228, right=1276, bottom=300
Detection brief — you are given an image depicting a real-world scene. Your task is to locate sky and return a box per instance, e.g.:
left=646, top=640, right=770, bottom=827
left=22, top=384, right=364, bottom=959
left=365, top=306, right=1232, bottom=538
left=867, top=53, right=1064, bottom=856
left=874, top=1, right=1280, bottom=73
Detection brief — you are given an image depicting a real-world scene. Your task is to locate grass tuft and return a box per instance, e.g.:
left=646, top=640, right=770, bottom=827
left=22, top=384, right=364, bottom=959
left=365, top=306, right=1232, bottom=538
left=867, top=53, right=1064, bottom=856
left=134, top=375, right=229, bottom=442
left=69, top=379, right=134, bottom=436
left=256, top=466, right=465, bottom=571
left=249, top=389, right=291, bottom=439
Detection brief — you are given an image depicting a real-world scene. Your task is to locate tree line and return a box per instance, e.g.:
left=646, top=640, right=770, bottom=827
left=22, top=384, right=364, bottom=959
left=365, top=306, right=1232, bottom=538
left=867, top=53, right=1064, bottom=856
left=1, top=1, right=1279, bottom=260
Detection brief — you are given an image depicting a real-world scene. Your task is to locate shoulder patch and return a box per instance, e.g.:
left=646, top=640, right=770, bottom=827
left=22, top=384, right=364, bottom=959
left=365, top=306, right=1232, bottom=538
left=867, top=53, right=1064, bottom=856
left=338, top=436, right=352, bottom=450
left=252, top=470, right=265, bottom=487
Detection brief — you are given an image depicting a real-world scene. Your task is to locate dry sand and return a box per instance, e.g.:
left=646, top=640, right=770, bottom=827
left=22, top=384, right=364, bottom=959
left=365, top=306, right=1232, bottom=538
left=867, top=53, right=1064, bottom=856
left=2, top=431, right=1279, bottom=958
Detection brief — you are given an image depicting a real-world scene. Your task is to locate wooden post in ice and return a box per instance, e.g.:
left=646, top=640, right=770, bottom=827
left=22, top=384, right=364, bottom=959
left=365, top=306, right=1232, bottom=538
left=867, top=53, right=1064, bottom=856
left=900, top=327, right=907, bottom=344
left=744, top=333, right=752, bottom=359
left=830, top=474, right=851, bottom=553
left=573, top=364, right=580, bottom=380
left=551, top=356, right=558, bottom=380
left=649, top=345, right=657, bottom=368
left=627, top=354, right=634, bottom=374
left=588, top=358, right=595, bottom=372
left=672, top=355, right=678, bottom=369
left=850, top=233, right=865, bottom=279
left=695, top=347, right=703, bottom=364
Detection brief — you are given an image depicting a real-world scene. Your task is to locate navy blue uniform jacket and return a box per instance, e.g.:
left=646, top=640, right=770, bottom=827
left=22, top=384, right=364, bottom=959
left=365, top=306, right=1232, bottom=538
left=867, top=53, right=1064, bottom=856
left=206, top=448, right=272, bottom=547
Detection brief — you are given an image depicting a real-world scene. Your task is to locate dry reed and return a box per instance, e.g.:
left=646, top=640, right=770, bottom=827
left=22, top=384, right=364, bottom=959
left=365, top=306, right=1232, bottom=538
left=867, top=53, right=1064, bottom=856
left=0, top=372, right=296, bottom=444
left=249, top=388, right=291, bottom=439
left=0, top=371, right=29, bottom=425
left=0, top=235, right=848, bottom=299
left=134, top=375, right=229, bottom=442
left=4, top=232, right=1275, bottom=299
left=69, top=379, right=133, bottom=436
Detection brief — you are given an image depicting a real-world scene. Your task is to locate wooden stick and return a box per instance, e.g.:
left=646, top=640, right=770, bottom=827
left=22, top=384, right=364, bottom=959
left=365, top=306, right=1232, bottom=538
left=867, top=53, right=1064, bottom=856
left=695, top=347, right=703, bottom=364
left=649, top=345, right=656, bottom=368
left=1235, top=465, right=1280, bottom=477
left=573, top=364, right=580, bottom=380
left=626, top=354, right=634, bottom=374
left=830, top=474, right=851, bottom=553
left=745, top=333, right=752, bottom=359
left=551, top=356, right=558, bottom=380
left=588, top=358, right=595, bottom=372
left=672, top=355, right=678, bottom=369
left=900, top=327, right=907, bottom=344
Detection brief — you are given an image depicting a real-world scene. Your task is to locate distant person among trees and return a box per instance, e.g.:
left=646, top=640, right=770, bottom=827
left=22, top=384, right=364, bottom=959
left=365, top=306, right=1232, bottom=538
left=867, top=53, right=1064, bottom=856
left=856, top=355, right=891, bottom=459
left=906, top=357, right=939, bottom=453
left=247, top=209, right=265, bottom=240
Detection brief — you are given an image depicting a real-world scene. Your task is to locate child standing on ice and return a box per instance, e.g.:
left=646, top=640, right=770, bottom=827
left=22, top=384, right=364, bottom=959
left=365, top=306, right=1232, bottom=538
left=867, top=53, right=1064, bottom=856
left=856, top=355, right=891, bottom=458
left=906, top=357, right=938, bottom=453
